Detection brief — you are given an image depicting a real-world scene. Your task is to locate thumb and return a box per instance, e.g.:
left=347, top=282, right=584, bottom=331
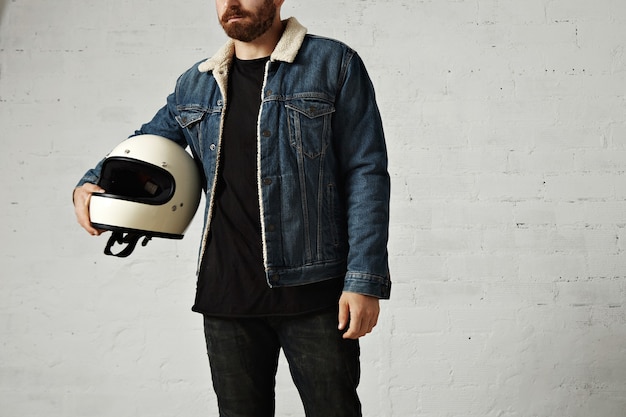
left=338, top=296, right=350, bottom=330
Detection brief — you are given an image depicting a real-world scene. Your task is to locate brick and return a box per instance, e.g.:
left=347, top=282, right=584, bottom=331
left=476, top=173, right=544, bottom=201
left=545, top=0, right=615, bottom=21
left=555, top=279, right=624, bottom=307
left=446, top=253, right=520, bottom=281
left=431, top=201, right=514, bottom=228
left=518, top=254, right=588, bottom=281
left=405, top=174, right=476, bottom=200
left=544, top=174, right=616, bottom=201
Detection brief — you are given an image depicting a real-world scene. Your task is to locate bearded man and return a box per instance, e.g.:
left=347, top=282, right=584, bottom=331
left=73, top=1, right=391, bottom=415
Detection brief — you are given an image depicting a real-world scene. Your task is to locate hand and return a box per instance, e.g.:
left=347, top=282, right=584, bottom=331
left=338, top=291, right=380, bottom=339
left=73, top=183, right=105, bottom=236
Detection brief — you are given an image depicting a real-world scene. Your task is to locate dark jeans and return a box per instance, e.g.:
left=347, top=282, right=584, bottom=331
left=203, top=308, right=362, bottom=417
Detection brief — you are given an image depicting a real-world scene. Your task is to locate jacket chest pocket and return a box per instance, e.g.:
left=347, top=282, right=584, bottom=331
left=285, top=98, right=335, bottom=159
left=175, top=105, right=222, bottom=154
left=176, top=106, right=208, bottom=128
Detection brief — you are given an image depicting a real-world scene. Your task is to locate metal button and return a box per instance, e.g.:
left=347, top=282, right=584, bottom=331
left=263, top=178, right=272, bottom=185
left=262, top=130, right=271, bottom=137
left=209, top=143, right=216, bottom=151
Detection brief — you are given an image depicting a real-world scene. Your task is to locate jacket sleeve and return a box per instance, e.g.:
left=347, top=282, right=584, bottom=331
left=332, top=50, right=391, bottom=299
left=133, top=85, right=188, bottom=145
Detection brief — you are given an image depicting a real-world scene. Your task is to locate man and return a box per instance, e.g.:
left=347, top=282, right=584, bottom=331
left=73, top=0, right=390, bottom=416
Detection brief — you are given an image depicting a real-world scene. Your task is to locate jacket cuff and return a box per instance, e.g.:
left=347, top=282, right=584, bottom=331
left=343, top=271, right=391, bottom=299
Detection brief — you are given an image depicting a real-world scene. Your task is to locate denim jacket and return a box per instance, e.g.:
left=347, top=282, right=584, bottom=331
left=78, top=18, right=391, bottom=299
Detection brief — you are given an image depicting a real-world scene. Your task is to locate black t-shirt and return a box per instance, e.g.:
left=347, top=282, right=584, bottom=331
left=192, top=56, right=343, bottom=317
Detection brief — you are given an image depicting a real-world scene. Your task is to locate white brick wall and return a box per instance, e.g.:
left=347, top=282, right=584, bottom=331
left=1, top=0, right=625, bottom=416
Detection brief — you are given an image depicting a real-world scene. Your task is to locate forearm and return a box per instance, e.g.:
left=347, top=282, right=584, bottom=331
left=334, top=52, right=391, bottom=299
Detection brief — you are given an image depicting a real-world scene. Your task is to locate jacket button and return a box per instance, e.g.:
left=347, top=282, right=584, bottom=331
left=209, top=143, right=216, bottom=151
left=266, top=90, right=272, bottom=96
left=262, top=130, right=271, bottom=137
left=271, top=274, right=280, bottom=284
left=267, top=224, right=276, bottom=232
left=263, top=178, right=272, bottom=185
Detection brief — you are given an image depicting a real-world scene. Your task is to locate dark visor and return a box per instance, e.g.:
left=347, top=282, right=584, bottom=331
left=97, top=157, right=175, bottom=205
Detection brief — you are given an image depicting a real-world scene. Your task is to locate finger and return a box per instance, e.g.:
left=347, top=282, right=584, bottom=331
left=77, top=207, right=100, bottom=235
left=367, top=309, right=379, bottom=331
left=87, top=185, right=105, bottom=194
left=338, top=298, right=349, bottom=331
left=342, top=309, right=364, bottom=339
left=73, top=184, right=105, bottom=235
left=346, top=308, right=380, bottom=339
left=74, top=192, right=93, bottom=232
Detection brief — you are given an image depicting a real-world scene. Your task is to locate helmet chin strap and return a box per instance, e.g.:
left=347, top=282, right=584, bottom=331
left=104, top=231, right=152, bottom=257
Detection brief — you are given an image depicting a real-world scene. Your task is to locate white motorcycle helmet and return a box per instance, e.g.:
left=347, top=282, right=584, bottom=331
left=89, top=134, right=202, bottom=257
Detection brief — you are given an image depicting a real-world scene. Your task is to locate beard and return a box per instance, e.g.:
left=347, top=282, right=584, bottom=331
left=220, top=0, right=277, bottom=42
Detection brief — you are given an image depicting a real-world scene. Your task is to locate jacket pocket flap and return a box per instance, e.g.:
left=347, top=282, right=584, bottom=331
left=285, top=99, right=335, bottom=119
left=175, top=108, right=208, bottom=128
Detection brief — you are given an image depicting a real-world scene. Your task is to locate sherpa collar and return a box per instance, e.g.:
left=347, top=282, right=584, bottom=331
left=197, top=17, right=308, bottom=73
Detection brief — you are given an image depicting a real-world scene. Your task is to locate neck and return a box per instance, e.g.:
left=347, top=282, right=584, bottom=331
left=233, top=18, right=284, bottom=60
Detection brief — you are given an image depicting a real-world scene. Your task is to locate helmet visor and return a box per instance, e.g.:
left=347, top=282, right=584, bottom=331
left=97, top=157, right=175, bottom=205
